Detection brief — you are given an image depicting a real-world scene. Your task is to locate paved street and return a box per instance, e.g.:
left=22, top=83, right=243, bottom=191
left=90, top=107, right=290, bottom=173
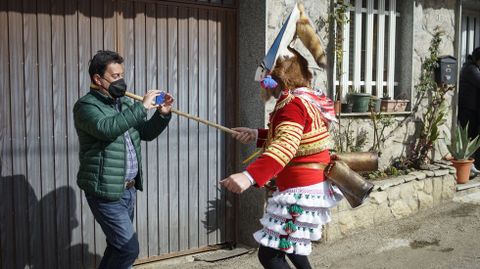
left=139, top=189, right=480, bottom=269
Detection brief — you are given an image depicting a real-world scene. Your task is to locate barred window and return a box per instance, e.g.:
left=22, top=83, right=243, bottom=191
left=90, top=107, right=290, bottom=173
left=334, top=0, right=400, bottom=100
left=461, top=11, right=480, bottom=65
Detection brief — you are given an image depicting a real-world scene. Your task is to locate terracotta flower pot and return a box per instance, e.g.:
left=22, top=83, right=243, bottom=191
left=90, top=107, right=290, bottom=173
left=334, top=100, right=341, bottom=114
left=380, top=99, right=409, bottom=112
left=451, top=158, right=474, bottom=184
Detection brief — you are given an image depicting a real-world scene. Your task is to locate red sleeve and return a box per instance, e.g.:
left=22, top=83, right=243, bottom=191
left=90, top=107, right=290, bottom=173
left=246, top=98, right=307, bottom=187
left=256, top=129, right=269, bottom=148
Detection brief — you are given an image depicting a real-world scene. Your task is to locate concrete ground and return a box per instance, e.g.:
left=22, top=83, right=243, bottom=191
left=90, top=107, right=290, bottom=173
left=137, top=187, right=480, bottom=269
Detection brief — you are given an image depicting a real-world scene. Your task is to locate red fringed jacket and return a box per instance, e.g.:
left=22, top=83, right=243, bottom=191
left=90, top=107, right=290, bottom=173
left=246, top=88, right=333, bottom=191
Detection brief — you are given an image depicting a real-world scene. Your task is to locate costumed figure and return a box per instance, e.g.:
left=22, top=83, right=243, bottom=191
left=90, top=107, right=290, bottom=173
left=220, top=3, right=344, bottom=268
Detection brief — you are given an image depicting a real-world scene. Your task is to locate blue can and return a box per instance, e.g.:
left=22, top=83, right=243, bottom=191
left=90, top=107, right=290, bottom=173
left=155, top=92, right=166, bottom=105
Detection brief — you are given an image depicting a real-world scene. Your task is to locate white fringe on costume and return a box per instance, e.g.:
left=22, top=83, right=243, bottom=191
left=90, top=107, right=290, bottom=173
left=253, top=181, right=343, bottom=256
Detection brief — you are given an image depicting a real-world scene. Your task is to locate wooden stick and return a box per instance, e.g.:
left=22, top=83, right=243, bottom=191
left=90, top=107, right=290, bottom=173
left=124, top=91, right=239, bottom=135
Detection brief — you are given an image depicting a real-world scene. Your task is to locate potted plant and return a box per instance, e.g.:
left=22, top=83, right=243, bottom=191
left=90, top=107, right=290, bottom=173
left=380, top=92, right=410, bottom=112
left=334, top=99, right=342, bottom=114
left=380, top=99, right=409, bottom=112
left=447, top=123, right=480, bottom=184
left=341, top=102, right=353, bottom=113
left=349, top=87, right=371, bottom=113
left=369, top=95, right=381, bottom=112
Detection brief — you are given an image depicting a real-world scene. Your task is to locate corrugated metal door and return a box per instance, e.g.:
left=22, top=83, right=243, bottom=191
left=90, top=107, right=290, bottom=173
left=0, top=0, right=237, bottom=268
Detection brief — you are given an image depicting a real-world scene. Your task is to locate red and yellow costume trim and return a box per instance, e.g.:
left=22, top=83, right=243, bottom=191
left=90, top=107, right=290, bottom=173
left=246, top=88, right=333, bottom=191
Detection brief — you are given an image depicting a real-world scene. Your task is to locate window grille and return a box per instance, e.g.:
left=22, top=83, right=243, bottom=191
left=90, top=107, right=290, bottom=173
left=461, top=11, right=480, bottom=65
left=333, top=0, right=400, bottom=100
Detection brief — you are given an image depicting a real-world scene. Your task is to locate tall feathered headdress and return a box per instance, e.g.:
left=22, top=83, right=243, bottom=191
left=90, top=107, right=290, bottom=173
left=254, top=3, right=327, bottom=82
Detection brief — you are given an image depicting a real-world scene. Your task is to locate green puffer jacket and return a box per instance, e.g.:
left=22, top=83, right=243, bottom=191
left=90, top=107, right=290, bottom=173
left=73, top=89, right=171, bottom=200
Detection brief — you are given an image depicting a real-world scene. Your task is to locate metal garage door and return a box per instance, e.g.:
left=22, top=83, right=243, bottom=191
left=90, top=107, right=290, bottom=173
left=0, top=0, right=237, bottom=268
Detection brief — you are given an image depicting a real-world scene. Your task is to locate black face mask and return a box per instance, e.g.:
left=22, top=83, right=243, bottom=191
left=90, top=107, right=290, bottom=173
left=104, top=78, right=127, bottom=98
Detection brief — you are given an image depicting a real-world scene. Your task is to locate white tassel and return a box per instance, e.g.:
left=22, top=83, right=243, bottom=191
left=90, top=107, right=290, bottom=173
left=291, top=229, right=305, bottom=238
left=294, top=242, right=312, bottom=256
left=271, top=193, right=297, bottom=204
left=262, top=220, right=287, bottom=235
left=311, top=229, right=322, bottom=241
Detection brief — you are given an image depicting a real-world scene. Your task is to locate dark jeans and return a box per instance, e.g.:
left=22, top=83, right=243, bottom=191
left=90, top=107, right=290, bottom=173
left=86, top=188, right=139, bottom=269
left=258, top=245, right=312, bottom=269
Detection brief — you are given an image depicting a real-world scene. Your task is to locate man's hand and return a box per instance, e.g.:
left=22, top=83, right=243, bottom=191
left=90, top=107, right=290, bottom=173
left=158, top=92, right=174, bottom=115
left=231, top=127, right=257, bottom=144
left=220, top=173, right=252, bottom=194
left=143, top=90, right=161, bottom=110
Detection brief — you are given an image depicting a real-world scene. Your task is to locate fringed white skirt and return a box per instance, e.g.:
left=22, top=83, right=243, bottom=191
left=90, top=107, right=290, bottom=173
left=253, top=181, right=343, bottom=255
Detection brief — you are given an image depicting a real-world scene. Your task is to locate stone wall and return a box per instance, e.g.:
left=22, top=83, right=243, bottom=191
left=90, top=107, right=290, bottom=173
left=334, top=0, right=459, bottom=168
left=238, top=0, right=268, bottom=246
left=333, top=114, right=418, bottom=169
left=324, top=164, right=457, bottom=241
left=411, top=0, right=458, bottom=160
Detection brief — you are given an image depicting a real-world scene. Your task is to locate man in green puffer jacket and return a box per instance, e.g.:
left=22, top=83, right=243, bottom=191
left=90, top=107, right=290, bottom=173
left=73, top=50, right=173, bottom=269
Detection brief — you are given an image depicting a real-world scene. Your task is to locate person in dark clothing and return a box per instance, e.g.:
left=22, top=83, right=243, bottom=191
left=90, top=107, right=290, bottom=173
left=458, top=47, right=480, bottom=171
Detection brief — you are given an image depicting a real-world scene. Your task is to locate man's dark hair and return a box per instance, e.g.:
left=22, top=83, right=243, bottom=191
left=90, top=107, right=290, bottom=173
left=88, top=50, right=124, bottom=82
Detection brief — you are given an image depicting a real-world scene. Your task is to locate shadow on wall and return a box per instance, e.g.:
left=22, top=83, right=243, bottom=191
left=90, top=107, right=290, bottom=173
left=201, top=194, right=230, bottom=243
left=0, top=174, right=100, bottom=269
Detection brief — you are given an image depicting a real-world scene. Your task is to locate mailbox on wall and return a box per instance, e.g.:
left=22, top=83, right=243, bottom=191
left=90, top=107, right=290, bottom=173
left=434, top=55, right=457, bottom=85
